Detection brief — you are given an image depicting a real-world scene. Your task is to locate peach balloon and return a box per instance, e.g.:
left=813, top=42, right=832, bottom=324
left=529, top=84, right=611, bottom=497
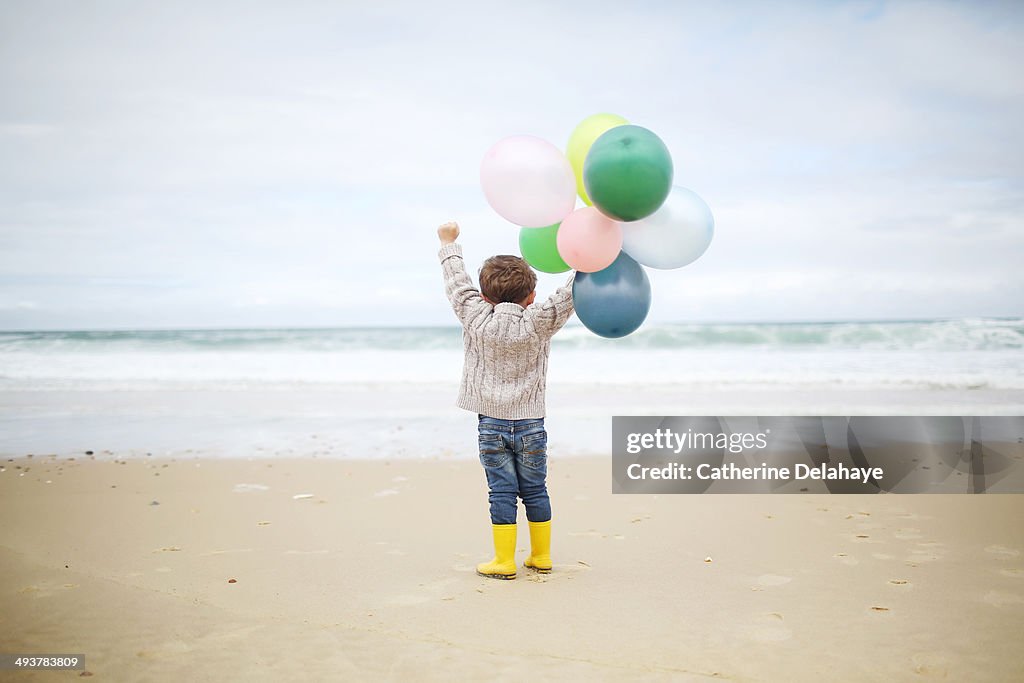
left=556, top=206, right=623, bottom=273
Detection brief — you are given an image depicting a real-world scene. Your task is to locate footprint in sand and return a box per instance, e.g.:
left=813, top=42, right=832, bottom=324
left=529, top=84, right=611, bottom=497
left=389, top=577, right=459, bottom=605
left=910, top=653, right=949, bottom=678
left=740, top=613, right=793, bottom=643
left=284, top=549, right=329, bottom=555
left=389, top=594, right=431, bottom=606
left=833, top=553, right=859, bottom=566
left=232, top=483, right=269, bottom=493
left=895, top=512, right=933, bottom=521
left=569, top=530, right=608, bottom=539
left=906, top=541, right=946, bottom=564
left=18, top=582, right=78, bottom=597
left=888, top=579, right=910, bottom=587
left=756, top=574, right=793, bottom=587
left=982, top=591, right=1024, bottom=607
left=893, top=528, right=923, bottom=540
left=135, top=640, right=193, bottom=660
left=200, top=549, right=254, bottom=556
left=985, top=545, right=1021, bottom=559
left=546, top=563, right=592, bottom=576
left=376, top=544, right=407, bottom=557
left=535, top=563, right=595, bottom=578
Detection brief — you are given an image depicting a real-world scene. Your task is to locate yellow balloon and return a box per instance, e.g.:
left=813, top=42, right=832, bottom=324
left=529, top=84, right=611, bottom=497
left=566, top=113, right=629, bottom=205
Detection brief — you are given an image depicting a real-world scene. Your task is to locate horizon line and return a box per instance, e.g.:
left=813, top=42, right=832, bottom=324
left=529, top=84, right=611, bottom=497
left=1, top=316, right=1022, bottom=334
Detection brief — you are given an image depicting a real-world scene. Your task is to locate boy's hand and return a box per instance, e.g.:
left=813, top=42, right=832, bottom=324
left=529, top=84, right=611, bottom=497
left=438, top=221, right=460, bottom=245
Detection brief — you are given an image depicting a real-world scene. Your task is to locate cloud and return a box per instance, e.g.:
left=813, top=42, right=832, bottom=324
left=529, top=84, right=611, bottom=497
left=0, top=0, right=1022, bottom=328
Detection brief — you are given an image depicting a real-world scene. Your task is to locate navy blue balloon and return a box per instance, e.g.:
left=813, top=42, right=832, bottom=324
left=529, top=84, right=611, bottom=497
left=573, top=252, right=651, bottom=338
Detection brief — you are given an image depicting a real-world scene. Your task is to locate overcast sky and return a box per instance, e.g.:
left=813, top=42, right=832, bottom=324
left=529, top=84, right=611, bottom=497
left=1, top=0, right=1022, bottom=329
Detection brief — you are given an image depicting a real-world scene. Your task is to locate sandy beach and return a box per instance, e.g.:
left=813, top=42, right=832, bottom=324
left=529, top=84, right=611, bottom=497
left=2, top=452, right=1022, bottom=681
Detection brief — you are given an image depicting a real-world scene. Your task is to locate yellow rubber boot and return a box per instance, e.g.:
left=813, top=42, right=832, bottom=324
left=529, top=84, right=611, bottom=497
left=524, top=520, right=552, bottom=573
left=476, top=523, right=517, bottom=580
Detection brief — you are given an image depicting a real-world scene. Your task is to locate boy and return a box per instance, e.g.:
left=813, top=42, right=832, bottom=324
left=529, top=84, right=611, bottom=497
left=437, top=221, right=574, bottom=580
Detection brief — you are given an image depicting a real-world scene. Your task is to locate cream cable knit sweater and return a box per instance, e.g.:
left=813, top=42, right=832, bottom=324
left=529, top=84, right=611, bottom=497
left=438, top=243, right=575, bottom=419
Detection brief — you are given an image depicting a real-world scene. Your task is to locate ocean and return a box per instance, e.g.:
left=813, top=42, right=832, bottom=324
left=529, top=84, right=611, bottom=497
left=1, top=318, right=1022, bottom=391
left=1, top=319, right=1022, bottom=458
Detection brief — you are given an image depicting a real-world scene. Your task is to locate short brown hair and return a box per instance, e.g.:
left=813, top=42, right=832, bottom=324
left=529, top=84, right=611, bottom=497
left=479, top=255, right=537, bottom=304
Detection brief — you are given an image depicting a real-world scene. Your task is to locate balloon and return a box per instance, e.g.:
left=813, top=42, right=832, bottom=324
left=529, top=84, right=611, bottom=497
left=583, top=125, right=673, bottom=222
left=566, top=113, right=628, bottom=206
left=572, top=252, right=652, bottom=338
left=519, top=224, right=570, bottom=274
left=621, top=186, right=715, bottom=269
left=555, top=206, right=623, bottom=273
left=480, top=135, right=576, bottom=228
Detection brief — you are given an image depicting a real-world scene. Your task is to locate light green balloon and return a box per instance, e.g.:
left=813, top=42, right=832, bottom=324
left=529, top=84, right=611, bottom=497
left=519, top=224, right=570, bottom=274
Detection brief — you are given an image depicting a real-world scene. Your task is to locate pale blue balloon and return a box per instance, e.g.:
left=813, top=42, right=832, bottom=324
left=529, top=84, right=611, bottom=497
left=573, top=252, right=651, bottom=338
left=621, top=186, right=714, bottom=269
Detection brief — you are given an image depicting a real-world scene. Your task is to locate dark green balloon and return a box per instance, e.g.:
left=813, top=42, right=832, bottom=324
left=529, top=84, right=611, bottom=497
left=519, top=224, right=570, bottom=273
left=583, top=125, right=673, bottom=222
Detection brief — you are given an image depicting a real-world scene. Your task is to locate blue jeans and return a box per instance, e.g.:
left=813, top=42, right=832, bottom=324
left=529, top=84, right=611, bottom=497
left=477, top=415, right=551, bottom=525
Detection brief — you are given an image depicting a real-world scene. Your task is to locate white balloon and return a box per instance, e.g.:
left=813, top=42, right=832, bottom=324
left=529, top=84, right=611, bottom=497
left=621, top=186, right=714, bottom=269
left=479, top=135, right=577, bottom=228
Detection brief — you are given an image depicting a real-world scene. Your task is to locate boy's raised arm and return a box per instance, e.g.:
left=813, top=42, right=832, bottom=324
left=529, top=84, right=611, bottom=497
left=526, top=272, right=575, bottom=337
left=437, top=221, right=489, bottom=325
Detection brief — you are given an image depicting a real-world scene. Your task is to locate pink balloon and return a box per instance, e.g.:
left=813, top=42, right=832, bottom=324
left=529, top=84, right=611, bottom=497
left=556, top=207, right=623, bottom=273
left=480, top=135, right=577, bottom=228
